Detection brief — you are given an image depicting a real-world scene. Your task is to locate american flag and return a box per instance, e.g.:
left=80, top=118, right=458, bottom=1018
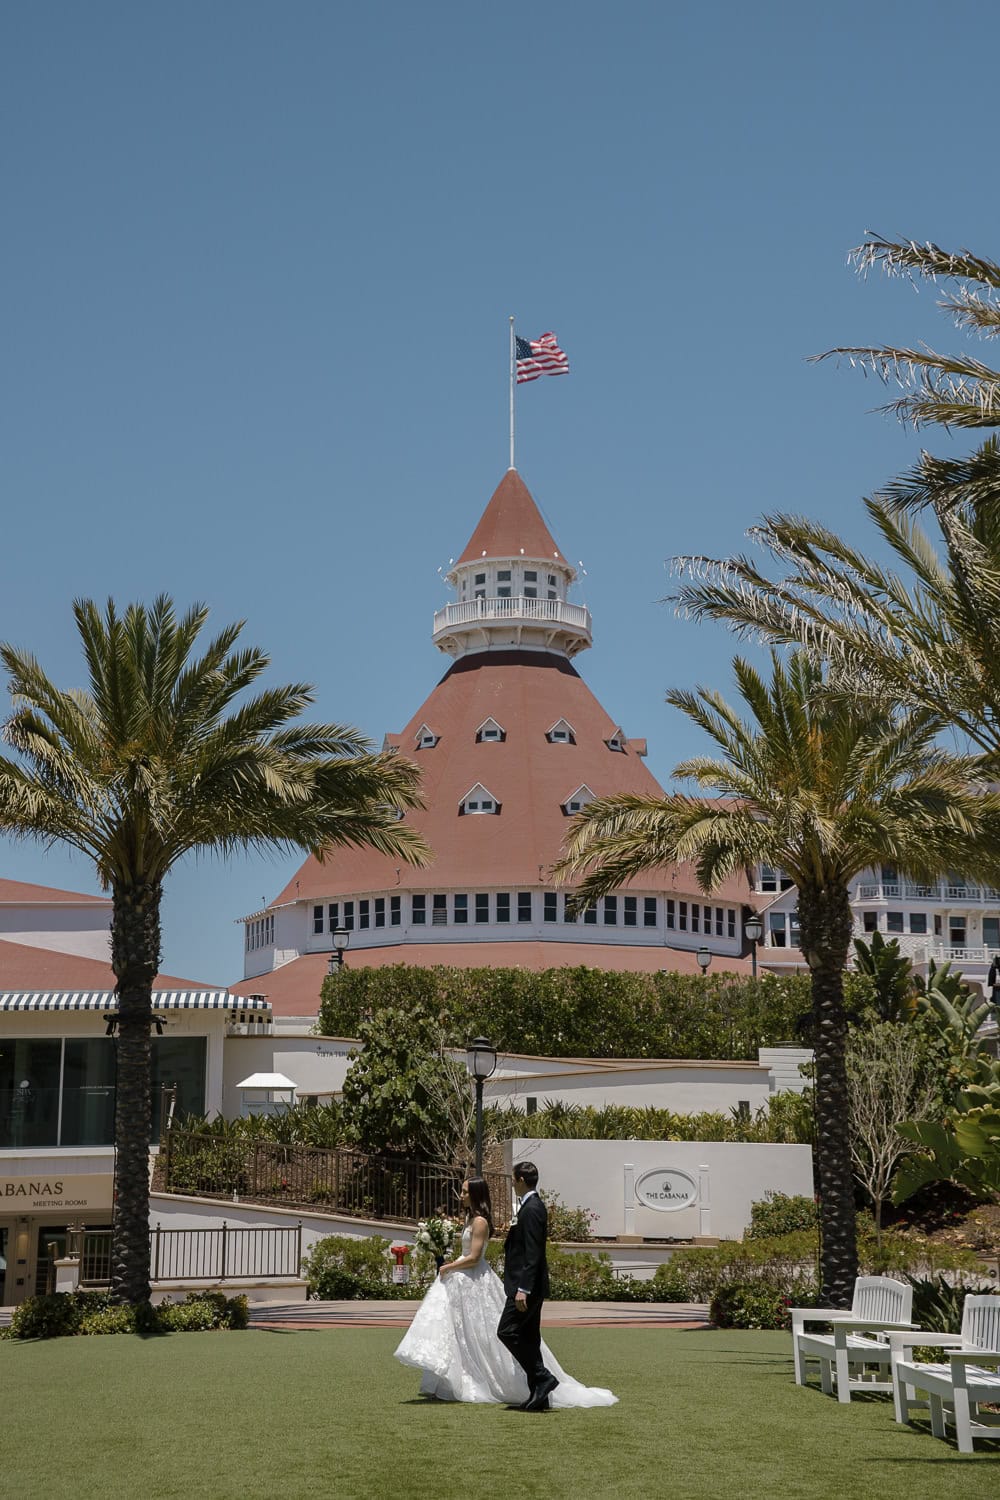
left=515, top=331, right=569, bottom=383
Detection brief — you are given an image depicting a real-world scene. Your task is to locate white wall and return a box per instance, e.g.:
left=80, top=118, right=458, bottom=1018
left=221, top=1035, right=360, bottom=1114
left=502, top=1138, right=814, bottom=1241
left=487, top=1062, right=771, bottom=1114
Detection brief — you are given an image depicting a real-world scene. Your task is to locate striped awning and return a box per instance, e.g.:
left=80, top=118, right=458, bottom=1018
left=0, top=990, right=271, bottom=1013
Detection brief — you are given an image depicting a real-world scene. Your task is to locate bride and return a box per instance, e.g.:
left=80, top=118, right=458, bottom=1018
left=394, top=1177, right=617, bottom=1408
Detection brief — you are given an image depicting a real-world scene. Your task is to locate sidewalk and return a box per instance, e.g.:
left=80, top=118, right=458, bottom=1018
left=248, top=1299, right=711, bottom=1329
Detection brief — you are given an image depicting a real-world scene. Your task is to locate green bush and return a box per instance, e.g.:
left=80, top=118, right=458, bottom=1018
left=541, top=1192, right=597, bottom=1241
left=7, top=1289, right=248, bottom=1339
left=747, top=1192, right=818, bottom=1239
left=317, top=964, right=832, bottom=1060
left=902, top=1274, right=997, bottom=1335
left=652, top=1233, right=817, bottom=1303
left=710, top=1281, right=812, bottom=1330
left=301, top=1234, right=396, bottom=1299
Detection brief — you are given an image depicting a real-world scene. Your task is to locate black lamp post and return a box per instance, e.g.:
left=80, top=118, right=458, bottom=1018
left=466, top=1036, right=498, bottom=1177
left=328, top=926, right=351, bottom=973
left=696, top=946, right=712, bottom=975
left=744, top=914, right=763, bottom=978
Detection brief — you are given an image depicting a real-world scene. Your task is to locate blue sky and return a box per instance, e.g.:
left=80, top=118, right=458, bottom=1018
left=3, top=2, right=998, bottom=982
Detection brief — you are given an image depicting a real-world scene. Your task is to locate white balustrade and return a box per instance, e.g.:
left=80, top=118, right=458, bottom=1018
left=433, top=597, right=592, bottom=635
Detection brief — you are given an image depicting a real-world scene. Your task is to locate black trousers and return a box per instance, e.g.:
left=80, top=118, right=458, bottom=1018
left=497, top=1292, right=551, bottom=1391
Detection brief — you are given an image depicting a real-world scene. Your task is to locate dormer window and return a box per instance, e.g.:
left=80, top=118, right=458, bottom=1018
left=460, top=783, right=501, bottom=816
left=547, top=719, right=576, bottom=745
left=476, top=718, right=506, bottom=743
left=416, top=724, right=439, bottom=749
left=561, top=784, right=595, bottom=817
left=605, top=728, right=626, bottom=752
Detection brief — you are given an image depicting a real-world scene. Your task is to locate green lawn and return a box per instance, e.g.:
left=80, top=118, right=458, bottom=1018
left=4, top=1327, right=997, bottom=1499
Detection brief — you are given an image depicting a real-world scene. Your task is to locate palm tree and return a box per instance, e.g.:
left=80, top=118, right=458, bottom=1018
left=673, top=497, right=1000, bottom=766
left=815, top=233, right=1000, bottom=433
left=0, top=596, right=430, bottom=1304
left=554, top=651, right=1000, bottom=1306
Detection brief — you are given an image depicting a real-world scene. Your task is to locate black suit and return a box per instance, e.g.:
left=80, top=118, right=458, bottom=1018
left=497, top=1192, right=554, bottom=1396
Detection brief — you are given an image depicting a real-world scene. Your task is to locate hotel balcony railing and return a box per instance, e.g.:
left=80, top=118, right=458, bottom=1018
left=854, top=882, right=1000, bottom=904
left=432, top=596, right=592, bottom=637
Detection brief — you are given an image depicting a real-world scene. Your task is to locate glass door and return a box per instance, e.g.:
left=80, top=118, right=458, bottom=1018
left=0, top=1222, right=10, bottom=1304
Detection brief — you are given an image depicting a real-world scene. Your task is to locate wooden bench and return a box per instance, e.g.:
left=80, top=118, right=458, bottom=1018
left=888, top=1294, right=1000, bottom=1453
left=791, top=1277, right=914, bottom=1403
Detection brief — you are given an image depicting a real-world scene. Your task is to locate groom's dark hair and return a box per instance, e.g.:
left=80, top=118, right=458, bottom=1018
left=513, top=1160, right=539, bottom=1189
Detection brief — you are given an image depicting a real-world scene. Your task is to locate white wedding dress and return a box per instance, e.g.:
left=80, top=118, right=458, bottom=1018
left=394, top=1225, right=618, bottom=1407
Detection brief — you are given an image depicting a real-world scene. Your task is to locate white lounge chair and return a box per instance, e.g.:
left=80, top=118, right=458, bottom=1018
left=888, top=1294, right=1000, bottom=1453
left=791, top=1276, right=915, bottom=1403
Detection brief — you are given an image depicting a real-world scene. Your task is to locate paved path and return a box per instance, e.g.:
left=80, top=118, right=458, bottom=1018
left=249, top=1299, right=710, bottom=1330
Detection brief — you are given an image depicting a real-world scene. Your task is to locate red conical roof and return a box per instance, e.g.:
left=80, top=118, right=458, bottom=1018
left=454, top=470, right=569, bottom=571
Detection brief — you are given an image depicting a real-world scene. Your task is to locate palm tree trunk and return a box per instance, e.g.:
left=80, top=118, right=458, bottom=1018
left=797, top=881, right=858, bottom=1307
left=110, top=880, right=162, bottom=1305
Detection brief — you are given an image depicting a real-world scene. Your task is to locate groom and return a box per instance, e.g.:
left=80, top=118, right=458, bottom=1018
left=497, top=1160, right=558, bottom=1412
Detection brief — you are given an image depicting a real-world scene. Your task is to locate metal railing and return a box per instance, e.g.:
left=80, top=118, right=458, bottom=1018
left=854, top=881, right=1000, bottom=903
left=77, top=1222, right=303, bottom=1285
left=161, top=1128, right=511, bottom=1227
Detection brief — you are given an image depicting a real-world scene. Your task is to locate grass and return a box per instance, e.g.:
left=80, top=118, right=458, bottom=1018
left=3, top=1326, right=998, bottom=1499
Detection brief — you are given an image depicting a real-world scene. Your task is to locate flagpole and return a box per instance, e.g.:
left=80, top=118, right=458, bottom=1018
left=509, top=315, right=515, bottom=470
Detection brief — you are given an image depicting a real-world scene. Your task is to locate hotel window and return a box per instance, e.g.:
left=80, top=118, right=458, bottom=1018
left=624, top=896, right=637, bottom=927
left=524, top=570, right=537, bottom=599
left=583, top=903, right=597, bottom=925
left=374, top=897, right=385, bottom=928
left=908, top=911, right=927, bottom=935
left=498, top=587, right=511, bottom=598
left=462, top=784, right=500, bottom=815
left=769, top=911, right=788, bottom=947
left=518, top=891, right=532, bottom=922
left=343, top=900, right=355, bottom=931
left=886, top=911, right=904, bottom=934
left=313, top=905, right=324, bottom=935
left=498, top=569, right=511, bottom=582
left=862, top=911, right=877, bottom=933
left=727, top=909, right=736, bottom=939
left=524, top=587, right=537, bottom=598
left=412, top=894, right=426, bottom=924
left=328, top=903, right=339, bottom=932
left=476, top=719, right=505, bottom=743
left=605, top=734, right=624, bottom=752
left=475, top=893, right=490, bottom=923
left=474, top=573, right=486, bottom=585
left=433, top=894, right=447, bottom=925
left=714, top=907, right=724, bottom=937
left=563, top=896, right=577, bottom=923
left=547, top=720, right=575, bottom=744
left=543, top=892, right=558, bottom=922
left=548, top=590, right=557, bottom=600
left=524, top=570, right=537, bottom=583
left=644, top=897, right=657, bottom=928
left=548, top=575, right=556, bottom=586
left=454, top=893, right=468, bottom=924
left=760, top=865, right=794, bottom=894
left=417, top=725, right=439, bottom=748
left=497, top=893, right=511, bottom=923
left=949, top=917, right=966, bottom=947
left=359, top=899, right=370, bottom=930
left=790, top=910, right=801, bottom=947
left=984, top=916, right=1000, bottom=949
left=691, top=903, right=700, bottom=934
left=678, top=901, right=688, bottom=932
left=666, top=899, right=675, bottom=930
left=390, top=895, right=401, bottom=926
left=603, top=895, right=617, bottom=925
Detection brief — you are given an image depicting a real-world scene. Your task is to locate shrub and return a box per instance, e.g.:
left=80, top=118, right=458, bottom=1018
left=79, top=1304, right=141, bottom=1336
left=10, top=1293, right=86, bottom=1340
left=710, top=1281, right=813, bottom=1330
left=301, top=1234, right=396, bottom=1299
left=7, top=1289, right=247, bottom=1339
left=541, top=1193, right=597, bottom=1242
left=902, top=1274, right=997, bottom=1335
left=747, top=1192, right=818, bottom=1239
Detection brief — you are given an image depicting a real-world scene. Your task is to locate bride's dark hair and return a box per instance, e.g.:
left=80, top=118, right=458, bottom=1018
left=465, top=1177, right=494, bottom=1236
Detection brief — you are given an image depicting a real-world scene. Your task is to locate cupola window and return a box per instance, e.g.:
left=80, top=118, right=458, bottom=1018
left=476, top=718, right=506, bottom=743
left=460, top=783, right=501, bottom=815
left=547, top=719, right=576, bottom=745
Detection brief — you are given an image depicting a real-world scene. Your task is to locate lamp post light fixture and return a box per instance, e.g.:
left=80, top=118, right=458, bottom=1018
left=466, top=1036, right=498, bottom=1177
left=696, top=946, right=712, bottom=975
left=328, top=927, right=351, bottom=974
left=744, top=914, right=764, bottom=979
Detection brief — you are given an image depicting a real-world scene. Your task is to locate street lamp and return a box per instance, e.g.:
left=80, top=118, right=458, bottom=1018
left=696, top=946, right=712, bottom=974
left=744, top=913, right=764, bottom=979
left=328, top=926, right=351, bottom=973
left=466, top=1036, right=498, bottom=1177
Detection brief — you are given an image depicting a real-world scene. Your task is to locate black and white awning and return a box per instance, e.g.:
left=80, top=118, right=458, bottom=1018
left=0, top=990, right=271, bottom=1013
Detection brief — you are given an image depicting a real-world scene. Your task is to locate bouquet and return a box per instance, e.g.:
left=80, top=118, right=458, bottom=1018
left=417, top=1215, right=459, bottom=1261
